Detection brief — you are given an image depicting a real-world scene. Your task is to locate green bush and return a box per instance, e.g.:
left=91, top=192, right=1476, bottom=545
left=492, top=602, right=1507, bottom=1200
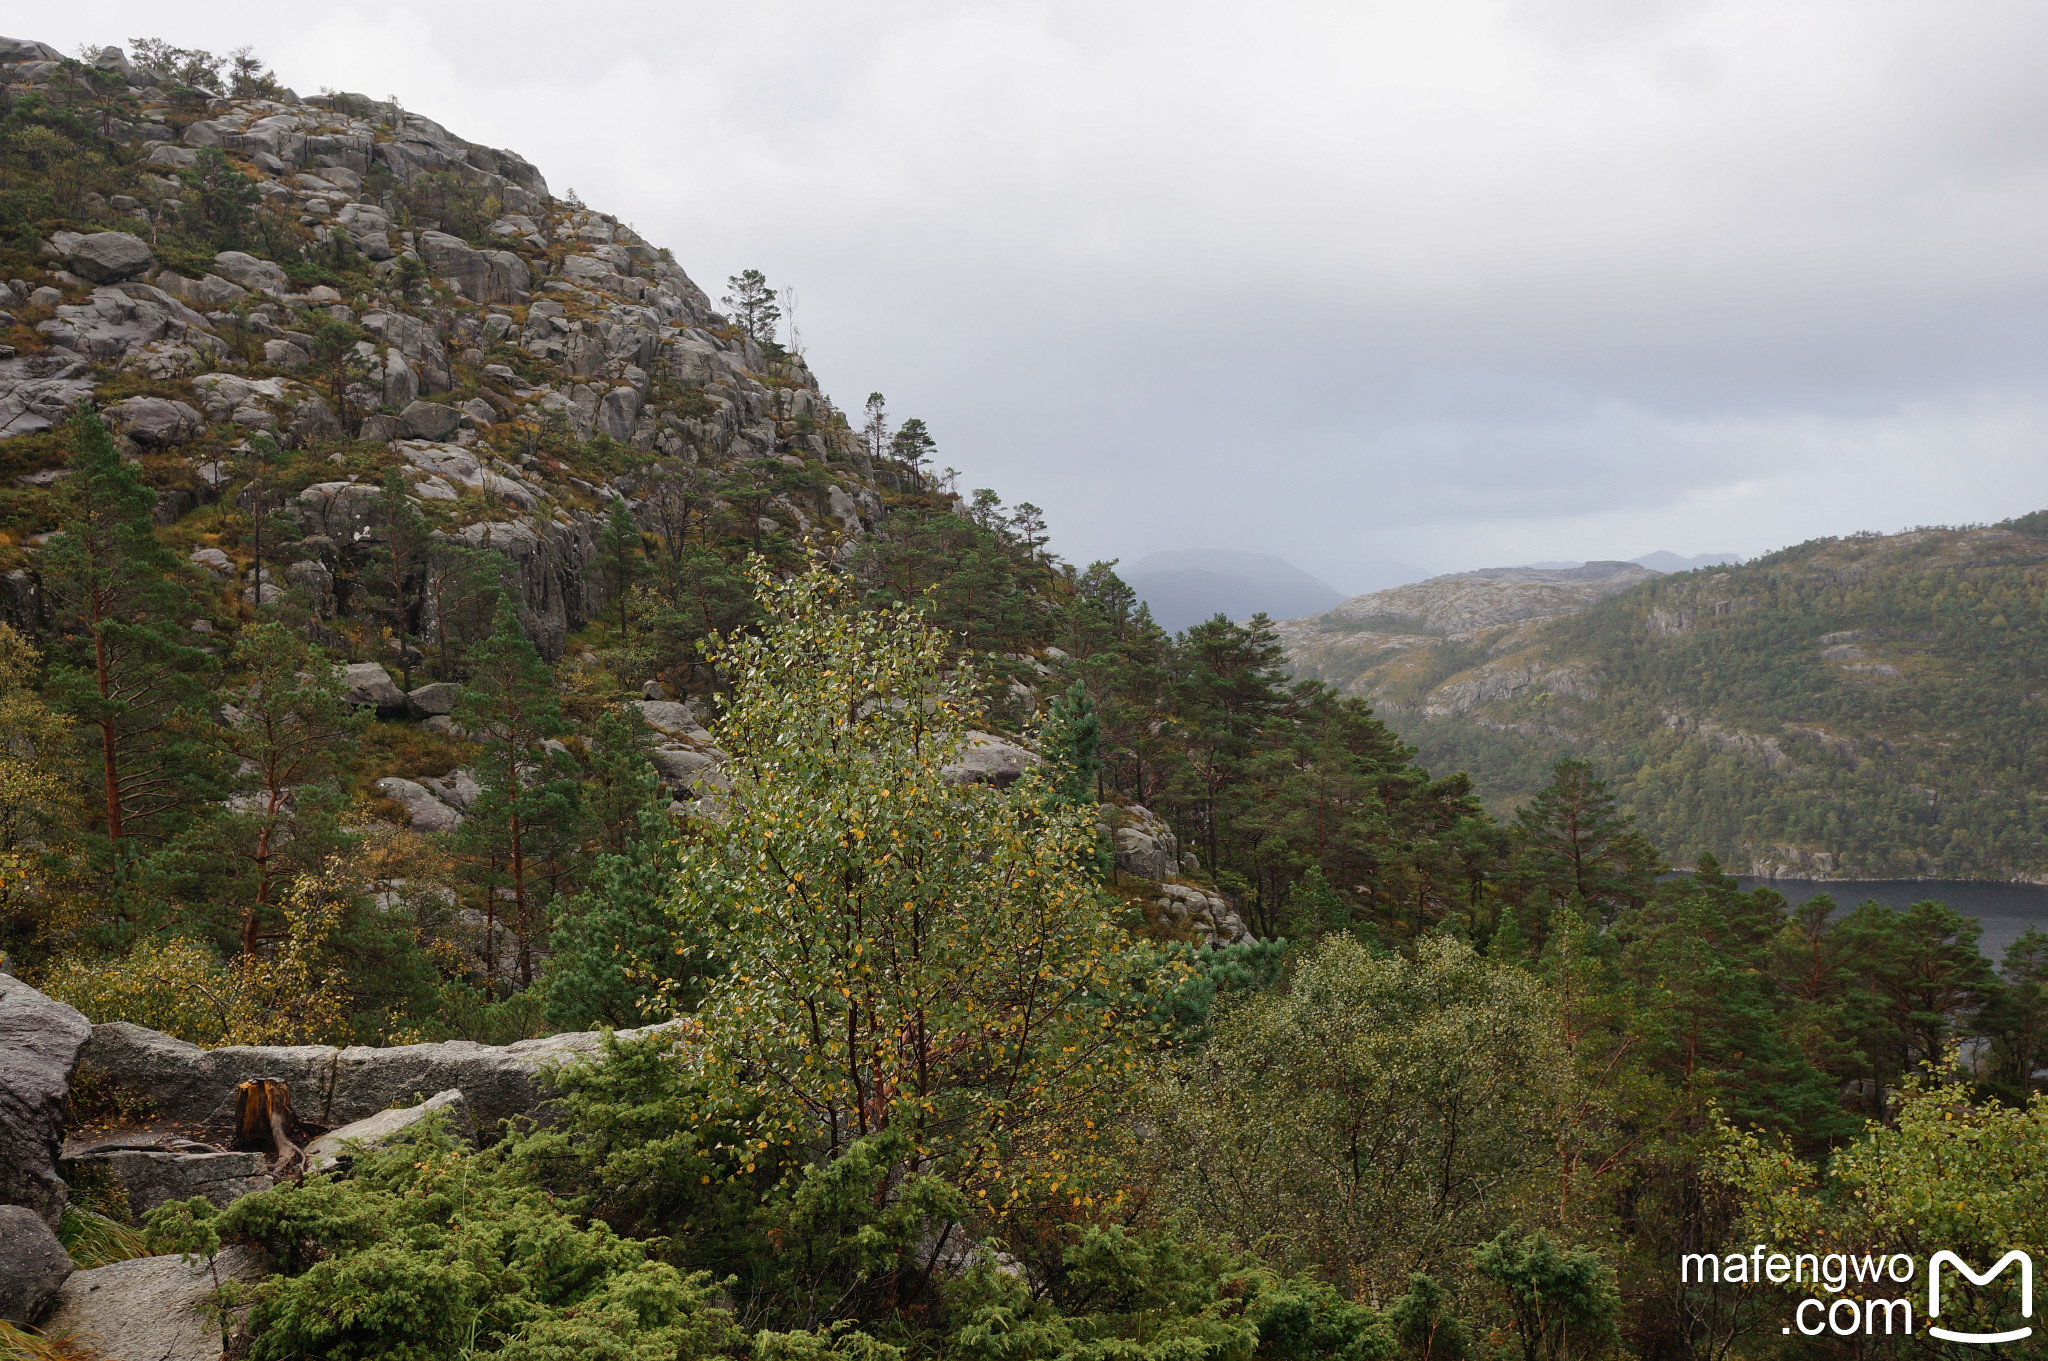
left=194, top=1117, right=739, bottom=1361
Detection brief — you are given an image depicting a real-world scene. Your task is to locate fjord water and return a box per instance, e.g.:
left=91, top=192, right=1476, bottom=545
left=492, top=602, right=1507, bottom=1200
left=1738, top=879, right=2048, bottom=962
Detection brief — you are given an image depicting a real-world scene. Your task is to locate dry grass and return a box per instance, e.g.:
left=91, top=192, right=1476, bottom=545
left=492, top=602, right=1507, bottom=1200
left=57, top=1205, right=148, bottom=1270
left=0, top=1320, right=106, bottom=1361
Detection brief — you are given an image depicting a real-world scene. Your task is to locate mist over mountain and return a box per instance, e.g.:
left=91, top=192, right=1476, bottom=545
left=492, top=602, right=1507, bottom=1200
left=1515, top=552, right=1743, bottom=573
left=1631, top=550, right=1744, bottom=573
left=1122, top=549, right=1381, bottom=633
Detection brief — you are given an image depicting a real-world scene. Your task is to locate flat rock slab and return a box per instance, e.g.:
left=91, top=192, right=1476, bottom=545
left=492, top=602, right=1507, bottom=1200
left=81, top=1018, right=689, bottom=1136
left=43, top=1245, right=267, bottom=1361
left=307, top=1087, right=473, bottom=1170
left=62, top=1148, right=272, bottom=1219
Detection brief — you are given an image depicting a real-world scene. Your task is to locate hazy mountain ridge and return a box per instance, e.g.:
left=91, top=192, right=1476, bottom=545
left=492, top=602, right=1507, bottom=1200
left=1279, top=520, right=2048, bottom=880
left=1123, top=549, right=1347, bottom=633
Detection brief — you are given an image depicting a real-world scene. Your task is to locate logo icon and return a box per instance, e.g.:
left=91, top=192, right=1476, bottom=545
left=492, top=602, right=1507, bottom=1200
left=1928, top=1251, right=2033, bottom=1345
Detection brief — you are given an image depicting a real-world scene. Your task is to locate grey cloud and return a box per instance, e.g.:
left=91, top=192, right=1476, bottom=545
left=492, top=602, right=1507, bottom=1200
left=47, top=0, right=2048, bottom=582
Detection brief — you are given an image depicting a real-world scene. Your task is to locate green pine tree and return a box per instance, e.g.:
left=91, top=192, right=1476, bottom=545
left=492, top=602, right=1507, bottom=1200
left=369, top=471, right=432, bottom=692
left=1510, top=758, right=1662, bottom=951
left=453, top=601, right=583, bottom=991
left=1039, top=682, right=1103, bottom=806
left=41, top=407, right=221, bottom=853
left=596, top=494, right=646, bottom=640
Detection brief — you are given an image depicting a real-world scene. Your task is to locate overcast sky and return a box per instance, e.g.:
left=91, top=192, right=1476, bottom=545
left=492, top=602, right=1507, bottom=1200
left=36, top=1, right=2048, bottom=591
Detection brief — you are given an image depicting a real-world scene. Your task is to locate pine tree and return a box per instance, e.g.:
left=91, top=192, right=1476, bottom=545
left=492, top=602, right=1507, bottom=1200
left=1039, top=682, right=1103, bottom=805
left=886, top=417, right=935, bottom=477
left=1989, top=927, right=2048, bottom=1099
left=581, top=705, right=661, bottom=857
left=41, top=407, right=220, bottom=851
left=369, top=471, right=432, bottom=692
left=860, top=392, right=887, bottom=471
left=216, top=623, right=364, bottom=954
left=595, top=495, right=645, bottom=640
left=453, top=602, right=582, bottom=990
left=544, top=714, right=697, bottom=1029
left=1510, top=758, right=1661, bottom=950
left=720, top=269, right=780, bottom=346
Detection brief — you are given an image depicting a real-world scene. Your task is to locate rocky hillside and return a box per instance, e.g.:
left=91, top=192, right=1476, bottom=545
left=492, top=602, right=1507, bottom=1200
left=0, top=34, right=879, bottom=660
left=1275, top=560, right=1658, bottom=706
left=0, top=33, right=1271, bottom=1031
left=1281, top=522, right=2048, bottom=881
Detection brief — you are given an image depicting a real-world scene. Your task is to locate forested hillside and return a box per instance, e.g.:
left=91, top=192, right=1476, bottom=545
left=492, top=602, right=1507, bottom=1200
left=1283, top=524, right=2048, bottom=880
left=3, top=33, right=2046, bottom=1361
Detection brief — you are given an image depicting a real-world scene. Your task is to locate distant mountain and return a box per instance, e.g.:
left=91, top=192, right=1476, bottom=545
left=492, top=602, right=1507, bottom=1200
left=1277, top=520, right=2048, bottom=881
left=1280, top=560, right=1660, bottom=640
left=1124, top=550, right=1352, bottom=633
left=1513, top=553, right=1743, bottom=573
left=1633, top=550, right=1744, bottom=573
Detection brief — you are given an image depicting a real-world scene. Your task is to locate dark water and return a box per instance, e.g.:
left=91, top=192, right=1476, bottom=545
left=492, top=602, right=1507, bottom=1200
left=1734, top=878, right=2048, bottom=965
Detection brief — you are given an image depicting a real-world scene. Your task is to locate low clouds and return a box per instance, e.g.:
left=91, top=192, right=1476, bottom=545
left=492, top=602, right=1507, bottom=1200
left=49, top=0, right=2048, bottom=589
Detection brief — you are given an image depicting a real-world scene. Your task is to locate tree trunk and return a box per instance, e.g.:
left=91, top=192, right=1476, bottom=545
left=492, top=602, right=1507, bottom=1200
left=234, top=1078, right=304, bottom=1176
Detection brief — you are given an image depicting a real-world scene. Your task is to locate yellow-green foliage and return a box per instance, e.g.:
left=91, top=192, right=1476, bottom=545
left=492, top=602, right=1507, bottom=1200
left=40, top=863, right=355, bottom=1046
left=665, top=560, right=1181, bottom=1215
left=42, top=936, right=238, bottom=1044
left=1713, top=1068, right=2048, bottom=1342
left=1151, top=934, right=1568, bottom=1306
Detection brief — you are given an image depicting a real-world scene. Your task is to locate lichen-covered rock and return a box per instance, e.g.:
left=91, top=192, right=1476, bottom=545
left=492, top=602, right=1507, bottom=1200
left=1101, top=804, right=1181, bottom=880
left=78, top=1018, right=689, bottom=1134
left=0, top=975, right=93, bottom=1226
left=61, top=1144, right=272, bottom=1218
left=1152, top=881, right=1252, bottom=946
left=212, top=249, right=291, bottom=296
left=42, top=1246, right=268, bottom=1360
left=61, top=230, right=154, bottom=283
left=0, top=1204, right=70, bottom=1324
left=307, top=1087, right=473, bottom=1171
left=408, top=681, right=461, bottom=715
left=417, top=230, right=530, bottom=304
left=375, top=777, right=463, bottom=832
left=0, top=349, right=96, bottom=439
left=649, top=744, right=724, bottom=794
left=105, top=394, right=205, bottom=447
left=942, top=731, right=1040, bottom=788
left=399, top=399, right=463, bottom=440
left=341, top=661, right=406, bottom=709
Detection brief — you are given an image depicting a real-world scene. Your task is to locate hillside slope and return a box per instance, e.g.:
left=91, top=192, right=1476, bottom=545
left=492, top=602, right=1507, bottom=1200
left=0, top=36, right=883, bottom=659
left=1281, top=523, right=2048, bottom=880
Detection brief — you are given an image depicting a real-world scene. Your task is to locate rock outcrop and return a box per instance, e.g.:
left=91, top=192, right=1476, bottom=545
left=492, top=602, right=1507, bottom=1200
left=0, top=1203, right=70, bottom=1325
left=306, top=1087, right=474, bottom=1171
left=42, top=1245, right=268, bottom=1361
left=61, top=1142, right=273, bottom=1219
left=1102, top=804, right=1184, bottom=880
left=0, top=975, right=94, bottom=1226
left=59, top=229, right=155, bottom=283
left=0, top=37, right=888, bottom=665
left=942, top=732, right=1040, bottom=788
left=1151, top=882, right=1252, bottom=946
left=80, top=1016, right=686, bottom=1136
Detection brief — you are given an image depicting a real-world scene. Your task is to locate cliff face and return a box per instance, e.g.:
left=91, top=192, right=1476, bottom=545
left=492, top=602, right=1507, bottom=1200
left=0, top=37, right=884, bottom=658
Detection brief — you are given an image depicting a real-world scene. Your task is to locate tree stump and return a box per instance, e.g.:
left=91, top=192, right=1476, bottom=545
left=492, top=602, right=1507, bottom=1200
left=234, top=1078, right=304, bottom=1178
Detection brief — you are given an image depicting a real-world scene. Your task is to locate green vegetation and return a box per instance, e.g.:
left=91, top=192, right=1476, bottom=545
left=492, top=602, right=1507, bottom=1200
left=1339, top=523, right=2048, bottom=879
left=4, top=42, right=2044, bottom=1361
